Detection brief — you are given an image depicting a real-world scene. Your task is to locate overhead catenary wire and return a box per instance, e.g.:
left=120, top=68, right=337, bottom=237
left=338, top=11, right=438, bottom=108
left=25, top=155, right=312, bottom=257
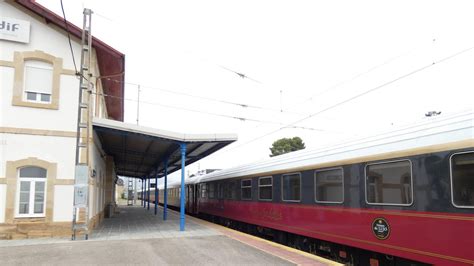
left=91, top=92, right=298, bottom=126
left=91, top=41, right=412, bottom=117
left=218, top=65, right=262, bottom=83
left=60, top=0, right=78, bottom=74
left=221, top=45, right=474, bottom=153
left=54, top=3, right=469, bottom=132
left=94, top=45, right=473, bottom=138
left=283, top=49, right=418, bottom=112
left=229, top=45, right=431, bottom=135
left=98, top=77, right=305, bottom=116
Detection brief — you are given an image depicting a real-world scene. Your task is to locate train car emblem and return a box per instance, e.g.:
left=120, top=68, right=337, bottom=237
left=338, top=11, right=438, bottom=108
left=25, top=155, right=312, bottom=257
left=372, top=218, right=390, bottom=240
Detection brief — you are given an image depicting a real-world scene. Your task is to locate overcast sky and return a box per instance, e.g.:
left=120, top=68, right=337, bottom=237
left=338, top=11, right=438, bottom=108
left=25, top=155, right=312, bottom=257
left=39, top=0, right=474, bottom=182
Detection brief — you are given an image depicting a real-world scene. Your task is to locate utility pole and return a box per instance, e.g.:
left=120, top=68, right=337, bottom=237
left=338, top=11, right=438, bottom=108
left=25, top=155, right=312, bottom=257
left=72, top=8, right=93, bottom=241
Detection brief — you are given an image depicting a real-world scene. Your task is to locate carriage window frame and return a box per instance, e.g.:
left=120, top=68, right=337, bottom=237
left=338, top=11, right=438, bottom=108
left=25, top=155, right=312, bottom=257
left=450, top=151, right=474, bottom=209
left=225, top=181, right=236, bottom=200
left=281, top=172, right=302, bottom=202
left=200, top=183, right=208, bottom=198
left=365, top=159, right=413, bottom=206
left=208, top=182, right=216, bottom=199
left=217, top=182, right=224, bottom=199
left=258, top=176, right=273, bottom=201
left=241, top=179, right=252, bottom=200
left=314, top=167, right=344, bottom=204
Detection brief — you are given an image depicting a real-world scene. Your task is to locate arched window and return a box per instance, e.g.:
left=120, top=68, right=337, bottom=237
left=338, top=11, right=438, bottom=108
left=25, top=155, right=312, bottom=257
left=23, top=60, right=53, bottom=103
left=16, top=166, right=47, bottom=217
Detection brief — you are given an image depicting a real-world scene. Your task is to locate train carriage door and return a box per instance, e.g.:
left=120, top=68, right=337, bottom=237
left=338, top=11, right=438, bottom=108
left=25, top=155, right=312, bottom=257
left=190, top=184, right=195, bottom=214
left=218, top=182, right=224, bottom=209
left=197, top=183, right=206, bottom=214
left=186, top=185, right=193, bottom=213
left=193, top=184, right=198, bottom=214
left=195, top=183, right=200, bottom=214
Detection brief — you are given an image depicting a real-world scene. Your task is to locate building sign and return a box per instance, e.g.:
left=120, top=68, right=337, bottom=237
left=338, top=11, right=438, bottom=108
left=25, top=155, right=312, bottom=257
left=0, top=16, right=30, bottom=43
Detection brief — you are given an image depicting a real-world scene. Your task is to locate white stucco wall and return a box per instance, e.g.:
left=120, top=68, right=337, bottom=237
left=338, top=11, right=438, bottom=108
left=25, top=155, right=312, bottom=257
left=53, top=185, right=74, bottom=222
left=0, top=134, right=75, bottom=179
left=0, top=67, right=80, bottom=132
left=89, top=134, right=107, bottom=219
left=0, top=184, right=6, bottom=223
left=0, top=67, right=14, bottom=129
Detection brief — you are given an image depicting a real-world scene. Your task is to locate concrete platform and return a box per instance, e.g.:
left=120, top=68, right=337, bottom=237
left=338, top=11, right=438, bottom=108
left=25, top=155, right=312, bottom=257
left=0, top=204, right=339, bottom=265
left=91, top=204, right=220, bottom=240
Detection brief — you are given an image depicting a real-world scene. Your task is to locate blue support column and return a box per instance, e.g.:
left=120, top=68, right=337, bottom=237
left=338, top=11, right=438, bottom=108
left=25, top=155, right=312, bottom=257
left=154, top=169, right=158, bottom=215
left=163, top=158, right=168, bottom=221
left=147, top=177, right=150, bottom=210
left=180, top=142, right=186, bottom=231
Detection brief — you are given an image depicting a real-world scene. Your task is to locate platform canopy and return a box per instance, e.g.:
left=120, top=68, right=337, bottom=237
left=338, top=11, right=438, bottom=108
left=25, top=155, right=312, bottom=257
left=93, top=118, right=237, bottom=179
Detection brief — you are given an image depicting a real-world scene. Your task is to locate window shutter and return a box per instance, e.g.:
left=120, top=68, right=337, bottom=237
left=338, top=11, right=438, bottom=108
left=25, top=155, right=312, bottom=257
left=24, top=61, right=53, bottom=94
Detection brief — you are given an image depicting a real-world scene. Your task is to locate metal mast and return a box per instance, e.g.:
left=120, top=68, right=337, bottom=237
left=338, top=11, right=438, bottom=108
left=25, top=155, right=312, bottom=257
left=72, top=8, right=93, bottom=240
left=127, top=178, right=134, bottom=206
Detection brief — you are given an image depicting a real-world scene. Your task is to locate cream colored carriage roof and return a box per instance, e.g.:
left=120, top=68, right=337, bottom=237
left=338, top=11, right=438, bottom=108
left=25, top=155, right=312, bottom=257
left=195, top=110, right=474, bottom=183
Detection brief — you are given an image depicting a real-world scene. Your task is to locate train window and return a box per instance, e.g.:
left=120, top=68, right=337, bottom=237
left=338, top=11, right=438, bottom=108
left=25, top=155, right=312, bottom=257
left=241, top=179, right=252, bottom=200
left=282, top=173, right=301, bottom=202
left=225, top=181, right=236, bottom=199
left=201, top=183, right=208, bottom=198
left=230, top=182, right=237, bottom=199
left=365, top=160, right=413, bottom=206
left=224, top=183, right=229, bottom=199
left=217, top=183, right=224, bottom=199
left=209, top=183, right=216, bottom=199
left=450, top=152, right=474, bottom=208
left=258, top=177, right=272, bottom=201
left=315, top=168, right=344, bottom=203
left=226, top=181, right=237, bottom=199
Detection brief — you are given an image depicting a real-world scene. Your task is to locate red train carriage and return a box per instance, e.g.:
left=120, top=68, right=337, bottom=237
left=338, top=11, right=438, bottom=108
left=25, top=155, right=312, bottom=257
left=163, top=112, right=474, bottom=265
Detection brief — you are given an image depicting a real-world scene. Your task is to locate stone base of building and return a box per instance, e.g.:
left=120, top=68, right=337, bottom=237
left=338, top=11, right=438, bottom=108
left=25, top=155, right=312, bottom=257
left=0, top=211, right=105, bottom=240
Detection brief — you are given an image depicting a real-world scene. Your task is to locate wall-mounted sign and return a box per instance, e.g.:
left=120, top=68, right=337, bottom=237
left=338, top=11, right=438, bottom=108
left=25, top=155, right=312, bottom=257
left=0, top=16, right=30, bottom=43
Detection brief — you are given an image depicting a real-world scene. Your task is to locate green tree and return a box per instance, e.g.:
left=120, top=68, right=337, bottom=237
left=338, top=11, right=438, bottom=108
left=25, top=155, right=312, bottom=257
left=269, top=137, right=305, bottom=157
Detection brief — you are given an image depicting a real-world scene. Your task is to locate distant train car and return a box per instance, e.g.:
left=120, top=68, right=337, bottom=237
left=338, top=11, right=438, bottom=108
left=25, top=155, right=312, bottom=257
left=160, top=112, right=474, bottom=265
left=152, top=179, right=198, bottom=214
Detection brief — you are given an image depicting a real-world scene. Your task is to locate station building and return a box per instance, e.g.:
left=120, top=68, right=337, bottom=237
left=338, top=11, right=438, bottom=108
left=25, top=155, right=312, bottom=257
left=0, top=0, right=236, bottom=239
left=0, top=0, right=125, bottom=239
